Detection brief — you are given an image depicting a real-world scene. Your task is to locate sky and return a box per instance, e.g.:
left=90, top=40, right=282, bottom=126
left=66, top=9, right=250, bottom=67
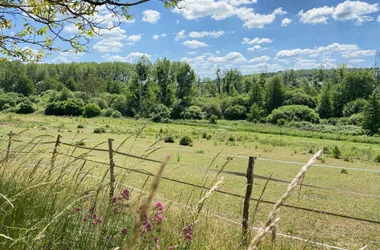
left=47, top=0, right=380, bottom=78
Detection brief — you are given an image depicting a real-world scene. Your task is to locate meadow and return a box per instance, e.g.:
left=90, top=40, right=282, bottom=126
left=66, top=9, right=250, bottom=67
left=0, top=113, right=379, bottom=249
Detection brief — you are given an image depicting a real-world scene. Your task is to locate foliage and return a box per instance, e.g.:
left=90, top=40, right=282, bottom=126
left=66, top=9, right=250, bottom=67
left=164, top=136, right=175, bottom=143
left=202, top=102, right=222, bottom=119
left=83, top=103, right=102, bottom=118
left=179, top=135, right=193, bottom=146
left=247, top=103, right=265, bottom=122
left=0, top=94, right=16, bottom=111
left=16, top=99, right=35, bottom=114
left=111, top=110, right=122, bottom=118
left=209, top=115, right=218, bottom=124
left=342, top=99, right=367, bottom=117
left=362, top=90, right=380, bottom=134
left=268, top=105, right=320, bottom=124
left=265, top=76, right=285, bottom=113
left=45, top=98, right=84, bottom=116
left=150, top=104, right=170, bottom=123
left=170, top=100, right=186, bottom=119
left=318, top=85, right=333, bottom=119
left=94, top=127, right=106, bottom=134
left=284, top=90, right=316, bottom=108
left=181, top=106, right=203, bottom=120
left=224, top=105, right=247, bottom=120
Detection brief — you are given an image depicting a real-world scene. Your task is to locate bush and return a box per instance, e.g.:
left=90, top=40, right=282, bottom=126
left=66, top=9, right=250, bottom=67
left=16, top=100, right=35, bottom=114
left=111, top=110, right=122, bottom=118
left=179, top=135, right=193, bottom=146
left=94, top=127, right=106, bottom=134
left=224, top=105, right=247, bottom=120
left=268, top=105, right=320, bottom=124
left=65, top=98, right=85, bottom=116
left=284, top=91, right=316, bottom=108
left=77, top=124, right=84, bottom=129
left=202, top=102, right=222, bottom=118
left=348, top=113, right=364, bottom=126
left=220, top=95, right=250, bottom=113
left=247, top=103, right=265, bottom=122
left=170, top=100, right=186, bottom=119
left=181, top=106, right=203, bottom=120
left=209, top=115, right=217, bottom=124
left=83, top=103, right=101, bottom=118
left=101, top=108, right=114, bottom=117
left=332, top=146, right=341, bottom=159
left=150, top=104, right=170, bottom=123
left=164, top=136, right=175, bottom=143
left=343, top=99, right=367, bottom=117
left=0, top=94, right=16, bottom=111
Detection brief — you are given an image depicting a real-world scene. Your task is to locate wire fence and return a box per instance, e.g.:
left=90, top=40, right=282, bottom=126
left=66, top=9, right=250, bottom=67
left=2, top=131, right=380, bottom=247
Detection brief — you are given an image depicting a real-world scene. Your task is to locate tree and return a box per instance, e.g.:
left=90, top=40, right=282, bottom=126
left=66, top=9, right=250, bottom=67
left=318, top=86, right=333, bottom=119
left=136, top=56, right=152, bottom=115
left=14, top=75, right=35, bottom=96
left=175, top=62, right=196, bottom=105
left=265, top=76, right=285, bottom=113
left=363, top=90, right=380, bottom=134
left=0, top=0, right=180, bottom=61
left=222, top=69, right=243, bottom=95
left=216, top=67, right=222, bottom=95
left=156, top=58, right=174, bottom=107
left=249, top=81, right=264, bottom=107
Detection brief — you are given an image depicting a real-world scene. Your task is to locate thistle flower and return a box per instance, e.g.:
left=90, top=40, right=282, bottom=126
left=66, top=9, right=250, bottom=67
left=154, top=237, right=159, bottom=244
left=121, top=228, right=128, bottom=235
left=75, top=207, right=82, bottom=213
left=155, top=213, right=163, bottom=224
left=154, top=201, right=164, bottom=212
left=121, top=188, right=130, bottom=200
left=168, top=246, right=173, bottom=250
left=184, top=225, right=193, bottom=242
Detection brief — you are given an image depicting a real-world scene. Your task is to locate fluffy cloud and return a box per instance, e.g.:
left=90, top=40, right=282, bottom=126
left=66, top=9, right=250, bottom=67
left=183, top=40, right=208, bottom=49
left=247, top=45, right=262, bottom=51
left=189, top=31, right=225, bottom=38
left=188, top=51, right=197, bottom=55
left=102, top=52, right=151, bottom=62
left=174, top=0, right=286, bottom=29
left=349, top=59, right=365, bottom=63
left=378, top=15, right=380, bottom=22
left=175, top=30, right=186, bottom=41
left=281, top=18, right=292, bottom=27
left=153, top=34, right=160, bottom=40
left=126, top=34, right=142, bottom=44
left=208, top=52, right=247, bottom=63
left=299, top=1, right=379, bottom=25
left=242, top=37, right=273, bottom=44
left=142, top=10, right=161, bottom=24
left=248, top=56, right=271, bottom=63
left=94, top=40, right=124, bottom=53
left=275, top=43, right=374, bottom=61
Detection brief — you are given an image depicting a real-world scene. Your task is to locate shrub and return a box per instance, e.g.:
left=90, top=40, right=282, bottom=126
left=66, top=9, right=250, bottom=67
left=83, top=103, right=101, bottom=118
left=209, top=115, right=217, bottom=124
left=227, top=135, right=235, bottom=142
left=348, top=113, right=364, bottom=126
left=164, top=136, right=175, bottom=143
left=284, top=91, right=316, bottom=108
left=111, top=110, right=122, bottom=118
left=220, top=95, right=250, bottom=113
left=206, top=134, right=212, bottom=140
left=94, top=127, right=106, bottom=134
left=0, top=94, right=16, bottom=111
left=150, top=104, right=170, bottom=122
left=374, top=154, right=380, bottom=163
left=179, top=135, right=193, bottom=146
left=343, top=99, right=367, bottom=117
left=181, top=106, right=203, bottom=120
left=202, top=132, right=207, bottom=139
left=224, top=105, right=247, bottom=120
left=65, top=98, right=85, bottom=116
left=101, top=108, right=114, bottom=117
left=202, top=102, right=222, bottom=118
left=44, top=101, right=66, bottom=116
left=247, top=103, right=265, bottom=122
left=268, top=105, right=320, bottom=124
left=16, top=100, right=35, bottom=114
left=170, top=100, right=186, bottom=119
left=340, top=169, right=348, bottom=174
left=77, top=124, right=84, bottom=129
left=332, top=146, right=341, bottom=159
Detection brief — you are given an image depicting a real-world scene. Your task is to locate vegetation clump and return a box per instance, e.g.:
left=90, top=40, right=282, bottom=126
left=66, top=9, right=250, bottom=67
left=94, top=127, right=106, bottom=134
left=179, top=135, right=193, bottom=146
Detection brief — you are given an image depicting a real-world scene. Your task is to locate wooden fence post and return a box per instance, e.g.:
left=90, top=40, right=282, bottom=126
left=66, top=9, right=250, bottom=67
left=5, top=131, right=12, bottom=163
left=49, top=134, right=61, bottom=177
left=108, top=138, right=115, bottom=199
left=242, top=156, right=256, bottom=245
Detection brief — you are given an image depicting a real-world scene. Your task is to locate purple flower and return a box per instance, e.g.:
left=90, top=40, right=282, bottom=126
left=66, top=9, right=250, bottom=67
left=184, top=225, right=193, bottom=242
left=144, top=223, right=152, bottom=231
left=154, top=237, right=159, bottom=244
left=154, top=201, right=164, bottom=212
left=121, top=228, right=128, bottom=235
left=88, top=207, right=95, bottom=213
left=121, top=188, right=130, bottom=200
left=155, top=213, right=163, bottom=224
left=82, top=217, right=88, bottom=222
left=111, top=196, right=119, bottom=204
left=106, top=235, right=111, bottom=239
left=75, top=207, right=82, bottom=212
left=168, top=246, right=173, bottom=250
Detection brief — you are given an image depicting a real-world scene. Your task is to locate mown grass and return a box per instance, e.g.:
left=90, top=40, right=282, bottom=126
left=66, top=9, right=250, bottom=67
left=0, top=113, right=380, bottom=249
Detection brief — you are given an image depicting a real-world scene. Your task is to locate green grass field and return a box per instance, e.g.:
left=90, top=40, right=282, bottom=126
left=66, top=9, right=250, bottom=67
left=1, top=114, right=379, bottom=249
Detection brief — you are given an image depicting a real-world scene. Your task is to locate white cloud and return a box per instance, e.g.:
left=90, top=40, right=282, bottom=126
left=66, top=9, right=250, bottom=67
left=378, top=15, right=380, bottom=22
left=349, top=59, right=365, bottom=63
left=161, top=33, right=166, bottom=37
left=208, top=52, right=247, bottom=63
left=126, top=34, right=142, bottom=44
left=175, top=30, right=186, bottom=41
left=248, top=56, right=271, bottom=63
left=242, top=37, right=273, bottom=44
left=281, top=18, right=292, bottom=27
left=235, top=7, right=287, bottom=28
left=188, top=51, right=197, bottom=55
left=275, top=48, right=314, bottom=60
left=342, top=49, right=376, bottom=58
left=222, top=0, right=257, bottom=6
left=102, top=52, right=151, bottom=63
left=299, top=1, right=379, bottom=25
left=247, top=45, right=264, bottom=52
left=63, top=23, right=78, bottom=34
left=94, top=40, right=124, bottom=53
left=216, top=50, right=221, bottom=54
left=142, top=10, right=161, bottom=24
left=183, top=40, right=208, bottom=49
left=239, top=63, right=282, bottom=75
left=174, top=0, right=286, bottom=29
left=189, top=31, right=225, bottom=38
left=153, top=34, right=160, bottom=40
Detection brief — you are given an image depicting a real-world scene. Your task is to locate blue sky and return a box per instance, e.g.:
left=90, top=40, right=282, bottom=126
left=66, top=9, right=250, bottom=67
left=47, top=0, right=380, bottom=78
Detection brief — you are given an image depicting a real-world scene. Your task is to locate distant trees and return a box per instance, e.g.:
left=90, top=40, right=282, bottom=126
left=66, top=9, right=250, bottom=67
left=363, top=90, right=380, bottom=134
left=265, top=76, right=285, bottom=113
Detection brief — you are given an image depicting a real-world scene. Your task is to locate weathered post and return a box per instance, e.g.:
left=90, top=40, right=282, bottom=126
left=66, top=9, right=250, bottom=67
left=5, top=131, right=12, bottom=163
left=242, top=156, right=256, bottom=244
left=108, top=138, right=115, bottom=199
left=49, top=134, right=61, bottom=177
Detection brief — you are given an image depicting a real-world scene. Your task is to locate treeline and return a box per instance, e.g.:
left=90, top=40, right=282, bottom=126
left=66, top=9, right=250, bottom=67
left=0, top=58, right=380, bottom=134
